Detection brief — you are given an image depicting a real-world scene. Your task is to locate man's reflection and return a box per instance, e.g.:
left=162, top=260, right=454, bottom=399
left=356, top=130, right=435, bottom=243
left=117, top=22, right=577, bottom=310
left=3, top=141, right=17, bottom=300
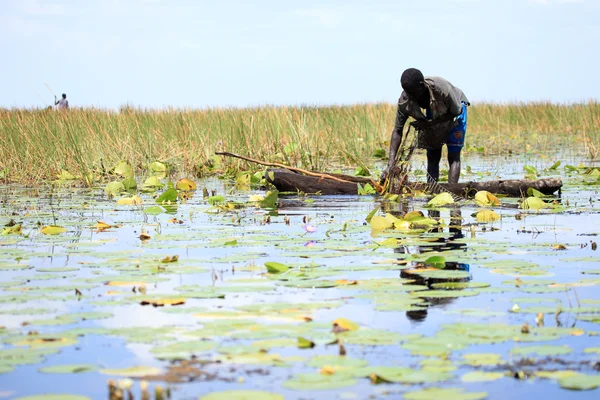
left=393, top=208, right=471, bottom=323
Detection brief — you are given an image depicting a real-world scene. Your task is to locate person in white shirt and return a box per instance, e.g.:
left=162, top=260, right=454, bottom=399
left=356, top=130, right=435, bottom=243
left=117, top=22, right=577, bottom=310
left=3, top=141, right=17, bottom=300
left=54, top=93, right=69, bottom=110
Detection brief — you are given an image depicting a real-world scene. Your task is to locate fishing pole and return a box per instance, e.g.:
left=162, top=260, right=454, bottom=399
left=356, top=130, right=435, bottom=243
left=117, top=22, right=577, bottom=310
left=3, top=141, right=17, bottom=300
left=44, top=82, right=57, bottom=107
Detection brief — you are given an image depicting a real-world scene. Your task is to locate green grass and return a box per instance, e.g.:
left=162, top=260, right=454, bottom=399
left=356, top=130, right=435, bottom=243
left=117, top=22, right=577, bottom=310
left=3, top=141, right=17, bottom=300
left=0, top=101, right=598, bottom=183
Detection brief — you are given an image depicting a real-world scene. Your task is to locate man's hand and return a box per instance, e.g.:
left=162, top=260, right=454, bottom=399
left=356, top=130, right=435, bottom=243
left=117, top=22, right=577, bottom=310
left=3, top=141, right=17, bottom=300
left=410, top=119, right=431, bottom=131
left=379, top=167, right=389, bottom=184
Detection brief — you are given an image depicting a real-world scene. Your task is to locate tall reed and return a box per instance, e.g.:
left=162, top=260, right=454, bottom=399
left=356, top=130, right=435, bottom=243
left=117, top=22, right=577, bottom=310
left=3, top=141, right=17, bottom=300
left=0, top=101, right=598, bottom=183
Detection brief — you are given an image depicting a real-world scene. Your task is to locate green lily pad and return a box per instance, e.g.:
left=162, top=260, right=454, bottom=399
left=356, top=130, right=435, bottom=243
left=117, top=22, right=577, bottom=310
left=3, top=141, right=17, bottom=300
left=393, top=370, right=454, bottom=384
left=558, top=373, right=600, bottom=390
left=462, top=353, right=505, bottom=366
left=337, top=330, right=420, bottom=345
left=12, top=396, right=92, bottom=400
left=420, top=359, right=457, bottom=373
left=199, top=391, right=284, bottom=400
left=413, top=290, right=479, bottom=298
left=584, top=347, right=600, bottom=354
left=251, top=338, right=297, bottom=349
left=264, top=262, right=290, bottom=274
left=430, top=282, right=489, bottom=290
left=39, top=364, right=97, bottom=374
left=461, top=371, right=505, bottom=382
left=511, top=345, right=572, bottom=357
left=0, top=365, right=14, bottom=373
left=283, top=373, right=357, bottom=391
left=404, top=388, right=487, bottom=400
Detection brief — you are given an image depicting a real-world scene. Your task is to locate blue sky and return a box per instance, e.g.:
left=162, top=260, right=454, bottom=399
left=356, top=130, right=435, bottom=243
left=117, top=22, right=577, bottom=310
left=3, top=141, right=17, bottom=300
left=1, top=0, right=598, bottom=109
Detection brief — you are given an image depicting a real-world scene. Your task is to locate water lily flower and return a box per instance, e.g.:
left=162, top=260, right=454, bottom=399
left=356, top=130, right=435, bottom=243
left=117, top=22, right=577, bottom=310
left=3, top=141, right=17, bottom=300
left=302, top=224, right=317, bottom=233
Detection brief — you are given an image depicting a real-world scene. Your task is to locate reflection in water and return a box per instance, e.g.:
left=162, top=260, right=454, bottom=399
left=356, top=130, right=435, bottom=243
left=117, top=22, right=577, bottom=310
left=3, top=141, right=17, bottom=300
left=393, top=208, right=472, bottom=323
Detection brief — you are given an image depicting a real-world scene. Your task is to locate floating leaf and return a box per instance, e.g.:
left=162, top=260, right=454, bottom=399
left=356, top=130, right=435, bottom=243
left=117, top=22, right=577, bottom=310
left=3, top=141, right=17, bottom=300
left=117, top=196, right=142, bottom=206
left=104, top=181, right=125, bottom=197
left=548, top=161, right=561, bottom=170
left=511, top=345, right=572, bottom=356
left=404, top=388, right=487, bottom=400
left=333, top=318, right=359, bottom=332
left=40, top=226, right=66, bottom=235
left=208, top=195, right=225, bottom=205
left=249, top=194, right=264, bottom=202
left=558, top=373, right=600, bottom=390
left=265, top=262, right=289, bottom=274
left=2, top=224, right=22, bottom=235
left=370, top=216, right=393, bottom=231
left=142, top=176, right=163, bottom=189
left=39, top=364, right=97, bottom=374
left=298, top=337, right=315, bottom=349
left=122, top=177, right=137, bottom=190
left=475, top=190, right=501, bottom=206
left=12, top=395, right=92, bottom=400
left=176, top=178, right=197, bottom=191
left=156, top=188, right=178, bottom=203
left=521, top=197, right=549, bottom=210
left=113, top=161, right=134, bottom=178
left=260, top=190, right=279, bottom=208
left=461, top=371, right=505, bottom=382
left=424, top=256, right=446, bottom=269
left=475, top=209, right=500, bottom=223
left=283, top=373, right=357, bottom=391
left=427, top=192, right=454, bottom=207
left=149, top=161, right=166, bottom=173
left=144, top=206, right=164, bottom=215
left=199, top=391, right=284, bottom=400
left=365, top=207, right=379, bottom=223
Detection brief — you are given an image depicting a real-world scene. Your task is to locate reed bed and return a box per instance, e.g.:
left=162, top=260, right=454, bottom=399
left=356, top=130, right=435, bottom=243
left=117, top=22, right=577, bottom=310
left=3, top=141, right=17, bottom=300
left=0, top=101, right=598, bottom=183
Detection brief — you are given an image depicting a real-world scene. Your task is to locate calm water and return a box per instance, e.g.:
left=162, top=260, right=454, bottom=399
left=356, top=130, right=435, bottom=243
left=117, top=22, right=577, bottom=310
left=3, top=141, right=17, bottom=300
left=1, top=153, right=599, bottom=400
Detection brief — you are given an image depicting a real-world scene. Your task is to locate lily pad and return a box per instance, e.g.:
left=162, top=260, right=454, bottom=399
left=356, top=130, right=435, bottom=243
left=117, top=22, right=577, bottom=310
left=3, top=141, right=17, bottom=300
left=558, top=373, right=600, bottom=390
left=461, top=371, right=505, bottom=382
left=404, top=388, right=487, bottom=400
left=511, top=345, right=572, bottom=357
left=12, top=396, right=92, bottom=400
left=283, top=373, right=357, bottom=391
left=199, top=391, right=284, bottom=400
left=39, top=364, right=97, bottom=374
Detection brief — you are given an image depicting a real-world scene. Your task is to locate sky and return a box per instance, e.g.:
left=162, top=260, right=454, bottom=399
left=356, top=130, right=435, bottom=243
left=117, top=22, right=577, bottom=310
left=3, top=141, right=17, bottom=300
left=1, top=0, right=599, bottom=109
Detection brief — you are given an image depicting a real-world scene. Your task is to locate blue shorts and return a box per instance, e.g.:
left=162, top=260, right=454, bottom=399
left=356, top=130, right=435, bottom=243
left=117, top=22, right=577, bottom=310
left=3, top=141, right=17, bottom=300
left=447, top=102, right=468, bottom=153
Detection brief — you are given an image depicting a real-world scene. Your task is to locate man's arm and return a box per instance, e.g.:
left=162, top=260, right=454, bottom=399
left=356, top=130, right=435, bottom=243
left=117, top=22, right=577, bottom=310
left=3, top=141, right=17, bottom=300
left=386, top=106, right=408, bottom=170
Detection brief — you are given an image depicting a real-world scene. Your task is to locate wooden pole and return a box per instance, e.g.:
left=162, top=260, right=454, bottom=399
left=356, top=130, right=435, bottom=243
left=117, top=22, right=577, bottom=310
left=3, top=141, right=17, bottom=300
left=215, top=151, right=383, bottom=193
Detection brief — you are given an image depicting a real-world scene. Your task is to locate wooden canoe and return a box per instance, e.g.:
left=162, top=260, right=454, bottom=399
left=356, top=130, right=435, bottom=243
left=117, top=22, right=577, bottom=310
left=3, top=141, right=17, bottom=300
left=266, top=168, right=562, bottom=197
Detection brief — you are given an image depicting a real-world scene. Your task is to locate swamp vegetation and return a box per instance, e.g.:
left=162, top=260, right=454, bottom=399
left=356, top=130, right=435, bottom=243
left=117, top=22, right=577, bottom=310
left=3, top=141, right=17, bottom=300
left=0, top=103, right=599, bottom=399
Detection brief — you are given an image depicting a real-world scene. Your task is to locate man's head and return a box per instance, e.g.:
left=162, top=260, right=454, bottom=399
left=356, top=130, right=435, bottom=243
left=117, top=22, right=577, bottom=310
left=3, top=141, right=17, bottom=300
left=62, top=94, right=67, bottom=99
left=401, top=68, right=429, bottom=107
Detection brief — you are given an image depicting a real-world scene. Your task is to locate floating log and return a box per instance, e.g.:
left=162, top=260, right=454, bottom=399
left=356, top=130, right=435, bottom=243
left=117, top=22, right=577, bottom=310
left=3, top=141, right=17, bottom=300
left=266, top=168, right=562, bottom=197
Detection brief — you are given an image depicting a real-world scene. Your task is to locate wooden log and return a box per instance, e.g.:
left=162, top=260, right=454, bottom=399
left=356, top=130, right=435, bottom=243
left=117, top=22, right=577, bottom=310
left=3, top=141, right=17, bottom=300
left=266, top=168, right=562, bottom=197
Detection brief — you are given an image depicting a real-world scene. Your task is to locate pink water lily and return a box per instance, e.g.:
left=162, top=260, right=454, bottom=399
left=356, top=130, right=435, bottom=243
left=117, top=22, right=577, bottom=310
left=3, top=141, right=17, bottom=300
left=302, top=224, right=317, bottom=233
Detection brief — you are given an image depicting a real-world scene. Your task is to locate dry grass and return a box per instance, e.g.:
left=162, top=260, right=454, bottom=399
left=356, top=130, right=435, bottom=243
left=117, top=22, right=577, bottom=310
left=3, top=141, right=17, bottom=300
left=0, top=101, right=598, bottom=183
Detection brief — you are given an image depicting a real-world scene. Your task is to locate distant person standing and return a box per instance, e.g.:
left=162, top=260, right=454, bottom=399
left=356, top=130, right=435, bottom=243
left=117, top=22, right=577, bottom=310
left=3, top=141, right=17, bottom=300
left=54, top=93, right=69, bottom=110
